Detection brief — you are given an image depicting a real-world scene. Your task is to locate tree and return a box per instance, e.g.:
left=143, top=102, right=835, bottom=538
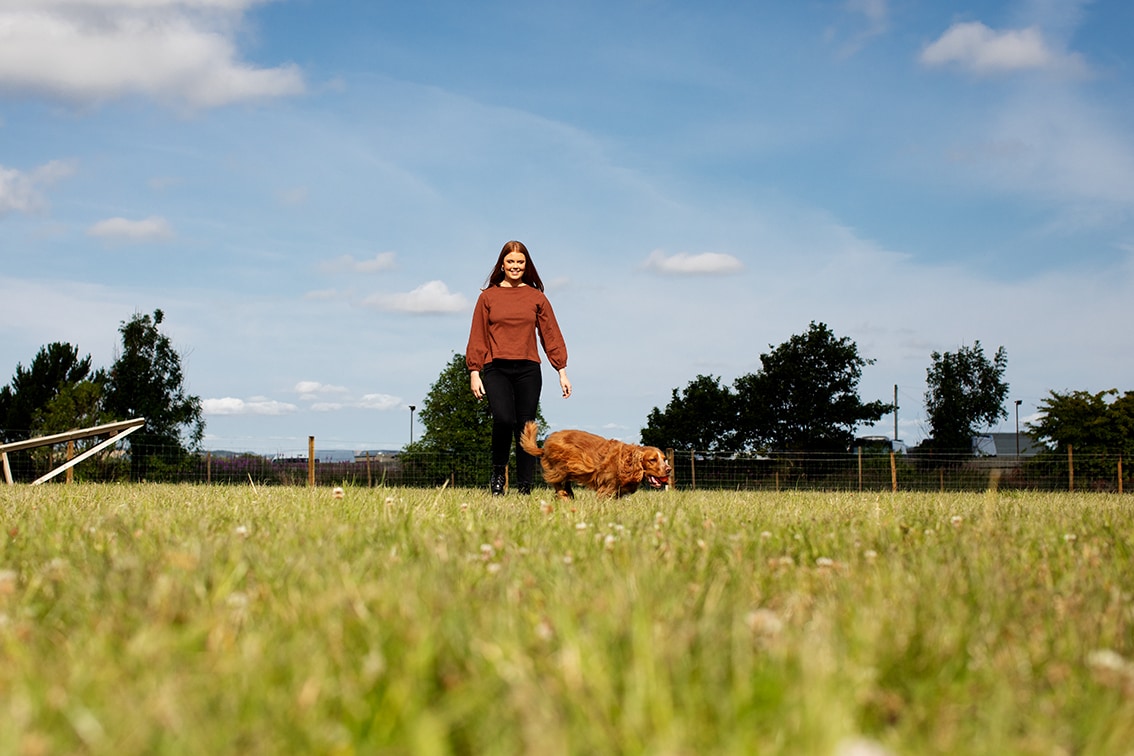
left=102, top=309, right=204, bottom=479
left=0, top=343, right=106, bottom=481
left=641, top=374, right=739, bottom=452
left=1029, top=389, right=1134, bottom=457
left=0, top=342, right=99, bottom=441
left=410, top=353, right=494, bottom=458
left=923, top=341, right=1008, bottom=454
left=734, top=322, right=891, bottom=452
left=401, top=353, right=546, bottom=485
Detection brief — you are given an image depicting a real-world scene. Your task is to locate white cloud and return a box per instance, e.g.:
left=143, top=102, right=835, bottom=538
left=0, top=0, right=304, bottom=108
left=310, top=402, right=344, bottom=412
left=0, top=160, right=75, bottom=216
left=920, top=22, right=1086, bottom=75
left=362, top=280, right=469, bottom=314
left=643, top=250, right=745, bottom=275
left=294, top=381, right=349, bottom=399
left=87, top=216, right=174, bottom=242
left=320, top=252, right=397, bottom=274
left=359, top=393, right=402, bottom=411
left=202, top=396, right=298, bottom=416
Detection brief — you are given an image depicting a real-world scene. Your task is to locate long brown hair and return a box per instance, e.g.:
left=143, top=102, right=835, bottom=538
left=484, top=240, right=545, bottom=291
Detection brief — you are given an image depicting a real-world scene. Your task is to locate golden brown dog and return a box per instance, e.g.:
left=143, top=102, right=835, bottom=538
left=519, top=421, right=670, bottom=499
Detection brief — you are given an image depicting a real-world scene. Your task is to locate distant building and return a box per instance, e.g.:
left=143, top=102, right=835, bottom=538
left=354, top=450, right=403, bottom=473
left=852, top=436, right=908, bottom=454
left=972, top=433, right=1047, bottom=458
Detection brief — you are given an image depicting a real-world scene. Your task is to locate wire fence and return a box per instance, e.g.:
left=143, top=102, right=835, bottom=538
left=2, top=436, right=1129, bottom=494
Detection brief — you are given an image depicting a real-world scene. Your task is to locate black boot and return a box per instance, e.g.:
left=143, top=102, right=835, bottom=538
left=516, top=481, right=532, bottom=495
left=490, top=466, right=506, bottom=496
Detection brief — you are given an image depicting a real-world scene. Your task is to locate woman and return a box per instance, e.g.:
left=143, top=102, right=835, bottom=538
left=466, top=240, right=572, bottom=495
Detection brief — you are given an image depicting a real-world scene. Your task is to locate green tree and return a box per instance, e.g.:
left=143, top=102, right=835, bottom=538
left=735, top=322, right=891, bottom=452
left=400, top=353, right=546, bottom=485
left=0, top=343, right=105, bottom=481
left=1029, top=389, right=1134, bottom=457
left=102, top=309, right=204, bottom=480
left=641, top=374, right=739, bottom=452
left=923, top=342, right=1009, bottom=454
left=0, top=342, right=98, bottom=441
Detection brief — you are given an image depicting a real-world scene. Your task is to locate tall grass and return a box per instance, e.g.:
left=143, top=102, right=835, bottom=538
left=2, top=484, right=1132, bottom=754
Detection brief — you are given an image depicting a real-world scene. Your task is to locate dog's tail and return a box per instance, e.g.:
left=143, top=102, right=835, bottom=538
left=519, top=421, right=543, bottom=457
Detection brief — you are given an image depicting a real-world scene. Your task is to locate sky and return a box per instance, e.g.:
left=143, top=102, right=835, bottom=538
left=1, top=0, right=1132, bottom=455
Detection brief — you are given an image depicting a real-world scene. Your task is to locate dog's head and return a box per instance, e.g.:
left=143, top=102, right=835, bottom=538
left=640, top=446, right=670, bottom=489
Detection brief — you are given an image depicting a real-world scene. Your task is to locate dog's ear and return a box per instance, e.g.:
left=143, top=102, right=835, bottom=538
left=619, top=446, right=645, bottom=482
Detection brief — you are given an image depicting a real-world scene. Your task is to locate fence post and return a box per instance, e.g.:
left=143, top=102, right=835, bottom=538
left=1068, top=444, right=1074, bottom=493
left=206, top=451, right=212, bottom=485
left=890, top=451, right=897, bottom=493
left=666, top=449, right=675, bottom=490
left=366, top=451, right=372, bottom=487
left=66, top=441, right=74, bottom=484
left=1119, top=454, right=1124, bottom=495
left=857, top=447, right=863, bottom=492
left=308, top=436, right=316, bottom=489
left=690, top=450, right=696, bottom=490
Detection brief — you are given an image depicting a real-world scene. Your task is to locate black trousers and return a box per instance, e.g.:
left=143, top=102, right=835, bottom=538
left=481, top=359, right=542, bottom=483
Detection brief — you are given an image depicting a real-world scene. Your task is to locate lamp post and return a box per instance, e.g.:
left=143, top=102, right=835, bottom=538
left=1015, top=399, right=1022, bottom=458
left=409, top=405, right=416, bottom=446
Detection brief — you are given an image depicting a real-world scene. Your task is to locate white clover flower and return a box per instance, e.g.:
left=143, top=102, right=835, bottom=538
left=745, top=608, right=784, bottom=637
left=834, top=737, right=894, bottom=756
left=1087, top=649, right=1129, bottom=673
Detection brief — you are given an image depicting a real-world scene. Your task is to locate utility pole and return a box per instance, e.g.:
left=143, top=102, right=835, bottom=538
left=894, top=384, right=899, bottom=442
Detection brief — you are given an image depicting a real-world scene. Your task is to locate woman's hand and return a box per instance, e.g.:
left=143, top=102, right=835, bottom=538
left=558, top=368, right=572, bottom=398
left=470, top=371, right=485, bottom=400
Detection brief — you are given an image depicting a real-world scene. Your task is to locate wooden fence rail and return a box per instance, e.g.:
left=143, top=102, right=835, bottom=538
left=1, top=418, right=145, bottom=485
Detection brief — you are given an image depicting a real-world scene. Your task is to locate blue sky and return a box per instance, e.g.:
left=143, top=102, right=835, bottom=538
left=2, top=0, right=1132, bottom=454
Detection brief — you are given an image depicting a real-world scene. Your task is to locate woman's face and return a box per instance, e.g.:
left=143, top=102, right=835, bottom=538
left=501, top=252, right=527, bottom=285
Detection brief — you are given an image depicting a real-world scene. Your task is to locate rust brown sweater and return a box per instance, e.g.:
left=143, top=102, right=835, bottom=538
left=465, top=285, right=568, bottom=372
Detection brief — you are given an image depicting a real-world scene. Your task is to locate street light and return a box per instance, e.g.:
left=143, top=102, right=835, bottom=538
left=1015, top=399, right=1022, bottom=458
left=409, top=405, right=416, bottom=446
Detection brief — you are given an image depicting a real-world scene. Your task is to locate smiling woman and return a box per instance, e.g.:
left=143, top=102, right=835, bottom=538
left=466, top=241, right=573, bottom=496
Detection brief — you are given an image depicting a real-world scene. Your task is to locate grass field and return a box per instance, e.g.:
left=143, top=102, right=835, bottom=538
left=2, top=483, right=1133, bottom=755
